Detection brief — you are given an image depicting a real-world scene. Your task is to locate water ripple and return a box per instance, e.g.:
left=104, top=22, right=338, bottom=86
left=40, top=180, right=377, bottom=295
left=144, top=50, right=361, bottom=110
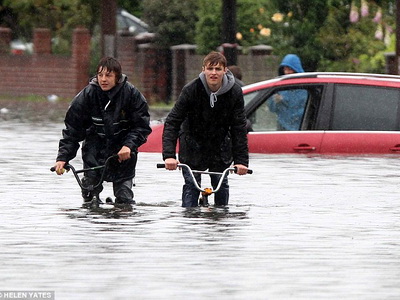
left=1, top=122, right=400, bottom=299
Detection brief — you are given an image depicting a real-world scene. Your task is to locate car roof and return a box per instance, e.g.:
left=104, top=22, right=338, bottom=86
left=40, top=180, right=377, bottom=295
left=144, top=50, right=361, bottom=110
left=242, top=72, right=400, bottom=93
left=117, top=8, right=149, bottom=34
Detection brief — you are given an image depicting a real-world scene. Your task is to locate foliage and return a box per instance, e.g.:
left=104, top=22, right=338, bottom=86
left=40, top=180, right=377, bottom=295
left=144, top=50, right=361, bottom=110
left=195, top=0, right=276, bottom=54
left=0, top=0, right=141, bottom=53
left=193, top=0, right=395, bottom=73
left=253, top=0, right=329, bottom=71
left=228, top=1, right=271, bottom=49
left=3, top=0, right=97, bottom=50
left=317, top=0, right=395, bottom=73
left=0, top=0, right=397, bottom=74
left=142, top=0, right=198, bottom=48
left=118, top=0, right=143, bottom=17
left=195, top=0, right=222, bottom=54
left=0, top=0, right=19, bottom=39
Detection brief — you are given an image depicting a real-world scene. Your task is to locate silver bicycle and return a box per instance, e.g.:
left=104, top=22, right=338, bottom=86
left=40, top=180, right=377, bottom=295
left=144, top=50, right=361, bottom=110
left=157, top=163, right=253, bottom=207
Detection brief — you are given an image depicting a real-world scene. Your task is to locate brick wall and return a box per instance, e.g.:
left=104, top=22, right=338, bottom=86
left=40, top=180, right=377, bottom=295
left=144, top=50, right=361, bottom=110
left=2, top=27, right=398, bottom=103
left=0, top=27, right=90, bottom=98
left=0, top=27, right=12, bottom=54
left=0, top=26, right=278, bottom=102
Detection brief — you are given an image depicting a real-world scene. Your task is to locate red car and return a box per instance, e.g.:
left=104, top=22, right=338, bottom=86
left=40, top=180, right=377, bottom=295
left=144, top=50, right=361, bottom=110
left=139, top=72, right=400, bottom=155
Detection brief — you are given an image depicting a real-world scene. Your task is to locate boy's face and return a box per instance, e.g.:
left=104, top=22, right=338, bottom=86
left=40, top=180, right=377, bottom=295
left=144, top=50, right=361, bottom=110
left=202, top=63, right=226, bottom=92
left=283, top=66, right=295, bottom=75
left=97, top=67, right=117, bottom=91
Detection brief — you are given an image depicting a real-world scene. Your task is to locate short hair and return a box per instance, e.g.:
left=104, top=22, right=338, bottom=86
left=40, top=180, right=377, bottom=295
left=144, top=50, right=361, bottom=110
left=228, top=65, right=242, bottom=80
left=96, top=57, right=122, bottom=81
left=203, top=51, right=227, bottom=68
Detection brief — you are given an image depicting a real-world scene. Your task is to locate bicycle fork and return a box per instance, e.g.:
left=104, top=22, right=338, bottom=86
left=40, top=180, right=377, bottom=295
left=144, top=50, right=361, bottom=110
left=199, top=187, right=213, bottom=207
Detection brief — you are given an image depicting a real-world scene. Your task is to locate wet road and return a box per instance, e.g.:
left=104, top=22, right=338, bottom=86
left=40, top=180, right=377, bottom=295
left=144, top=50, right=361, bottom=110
left=1, top=121, right=400, bottom=299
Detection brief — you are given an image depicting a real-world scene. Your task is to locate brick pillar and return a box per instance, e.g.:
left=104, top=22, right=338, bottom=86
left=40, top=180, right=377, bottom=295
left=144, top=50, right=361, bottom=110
left=117, top=34, right=136, bottom=81
left=138, top=43, right=170, bottom=104
left=72, top=27, right=91, bottom=93
left=0, top=27, right=11, bottom=54
left=33, top=28, right=52, bottom=55
left=171, top=44, right=197, bottom=101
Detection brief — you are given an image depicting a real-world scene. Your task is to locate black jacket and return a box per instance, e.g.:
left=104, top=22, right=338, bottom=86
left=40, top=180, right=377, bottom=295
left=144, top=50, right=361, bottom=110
left=162, top=77, right=248, bottom=170
left=56, top=75, right=152, bottom=182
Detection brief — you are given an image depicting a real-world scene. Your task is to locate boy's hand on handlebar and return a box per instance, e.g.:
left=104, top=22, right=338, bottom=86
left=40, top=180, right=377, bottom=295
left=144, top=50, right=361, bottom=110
left=273, top=93, right=283, bottom=103
left=165, top=158, right=179, bottom=170
left=54, top=161, right=66, bottom=175
left=234, top=164, right=248, bottom=175
left=118, top=146, right=131, bottom=162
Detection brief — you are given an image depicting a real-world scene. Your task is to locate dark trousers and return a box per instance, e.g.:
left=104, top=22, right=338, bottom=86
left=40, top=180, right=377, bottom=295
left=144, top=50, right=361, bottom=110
left=181, top=168, right=229, bottom=207
left=81, top=177, right=134, bottom=202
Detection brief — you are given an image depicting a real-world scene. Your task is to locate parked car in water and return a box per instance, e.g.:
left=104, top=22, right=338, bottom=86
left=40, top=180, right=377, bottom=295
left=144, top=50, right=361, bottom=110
left=139, top=72, right=400, bottom=155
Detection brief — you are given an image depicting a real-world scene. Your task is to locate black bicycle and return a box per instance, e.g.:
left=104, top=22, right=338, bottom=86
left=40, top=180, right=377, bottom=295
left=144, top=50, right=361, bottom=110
left=50, top=155, right=121, bottom=208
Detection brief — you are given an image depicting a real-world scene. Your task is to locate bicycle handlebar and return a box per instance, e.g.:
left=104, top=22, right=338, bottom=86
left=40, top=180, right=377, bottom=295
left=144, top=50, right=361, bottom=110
left=50, top=154, right=119, bottom=191
left=157, top=163, right=252, bottom=194
left=156, top=163, right=253, bottom=174
left=50, top=154, right=119, bottom=173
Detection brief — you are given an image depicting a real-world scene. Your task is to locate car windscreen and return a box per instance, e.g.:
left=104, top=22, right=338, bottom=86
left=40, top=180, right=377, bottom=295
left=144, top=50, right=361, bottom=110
left=331, top=84, right=400, bottom=131
left=243, top=90, right=261, bottom=107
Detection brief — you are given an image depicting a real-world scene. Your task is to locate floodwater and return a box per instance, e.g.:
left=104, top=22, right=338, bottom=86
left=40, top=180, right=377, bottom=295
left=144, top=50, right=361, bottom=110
left=1, top=120, right=400, bottom=300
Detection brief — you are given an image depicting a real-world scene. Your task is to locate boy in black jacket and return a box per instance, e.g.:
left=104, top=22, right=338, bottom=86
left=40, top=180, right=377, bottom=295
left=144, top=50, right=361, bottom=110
left=53, top=57, right=151, bottom=205
left=162, top=51, right=249, bottom=207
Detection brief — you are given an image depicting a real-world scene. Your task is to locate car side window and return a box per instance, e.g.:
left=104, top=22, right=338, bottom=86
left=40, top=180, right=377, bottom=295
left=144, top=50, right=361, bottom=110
left=247, top=97, right=279, bottom=131
left=248, top=88, right=314, bottom=131
left=331, top=85, right=400, bottom=130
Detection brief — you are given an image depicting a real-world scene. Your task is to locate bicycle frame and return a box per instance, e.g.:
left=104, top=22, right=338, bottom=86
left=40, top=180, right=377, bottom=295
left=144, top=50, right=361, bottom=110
left=157, top=163, right=252, bottom=207
left=51, top=155, right=118, bottom=208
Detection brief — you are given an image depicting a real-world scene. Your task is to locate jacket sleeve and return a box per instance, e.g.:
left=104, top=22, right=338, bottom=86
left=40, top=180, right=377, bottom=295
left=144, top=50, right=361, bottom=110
left=123, top=88, right=152, bottom=151
left=56, top=89, right=91, bottom=162
left=162, top=87, right=190, bottom=160
left=230, top=87, right=249, bottom=167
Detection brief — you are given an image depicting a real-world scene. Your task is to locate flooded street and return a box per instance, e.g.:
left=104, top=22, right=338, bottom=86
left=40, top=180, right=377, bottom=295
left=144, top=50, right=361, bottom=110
left=1, top=120, right=400, bottom=299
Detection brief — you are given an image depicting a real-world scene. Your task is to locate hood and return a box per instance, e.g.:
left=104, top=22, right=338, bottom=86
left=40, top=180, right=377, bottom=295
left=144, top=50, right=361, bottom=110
left=278, top=54, right=304, bottom=75
left=90, top=74, right=127, bottom=90
left=199, top=69, right=235, bottom=108
left=90, top=74, right=128, bottom=109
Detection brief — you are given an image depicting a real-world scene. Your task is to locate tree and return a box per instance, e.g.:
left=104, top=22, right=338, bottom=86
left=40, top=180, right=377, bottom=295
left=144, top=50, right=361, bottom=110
left=195, top=0, right=396, bottom=73
left=3, top=0, right=99, bottom=53
left=118, top=0, right=143, bottom=17
left=317, top=0, right=395, bottom=72
left=1, top=0, right=397, bottom=74
left=195, top=0, right=222, bottom=54
left=0, top=0, right=143, bottom=53
left=142, top=0, right=198, bottom=48
left=266, top=0, right=329, bottom=71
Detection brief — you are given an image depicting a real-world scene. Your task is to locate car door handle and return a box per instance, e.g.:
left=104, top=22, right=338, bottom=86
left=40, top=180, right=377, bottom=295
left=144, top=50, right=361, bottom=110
left=293, top=144, right=316, bottom=152
left=390, top=144, right=400, bottom=151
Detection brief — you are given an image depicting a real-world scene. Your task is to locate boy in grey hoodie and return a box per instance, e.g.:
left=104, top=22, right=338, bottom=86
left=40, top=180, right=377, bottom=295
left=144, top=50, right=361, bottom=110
left=162, top=51, right=249, bottom=207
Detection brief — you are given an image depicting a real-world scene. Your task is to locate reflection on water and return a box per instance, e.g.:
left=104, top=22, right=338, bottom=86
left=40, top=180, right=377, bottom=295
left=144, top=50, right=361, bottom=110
left=179, top=207, right=249, bottom=220
left=1, top=121, right=400, bottom=299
